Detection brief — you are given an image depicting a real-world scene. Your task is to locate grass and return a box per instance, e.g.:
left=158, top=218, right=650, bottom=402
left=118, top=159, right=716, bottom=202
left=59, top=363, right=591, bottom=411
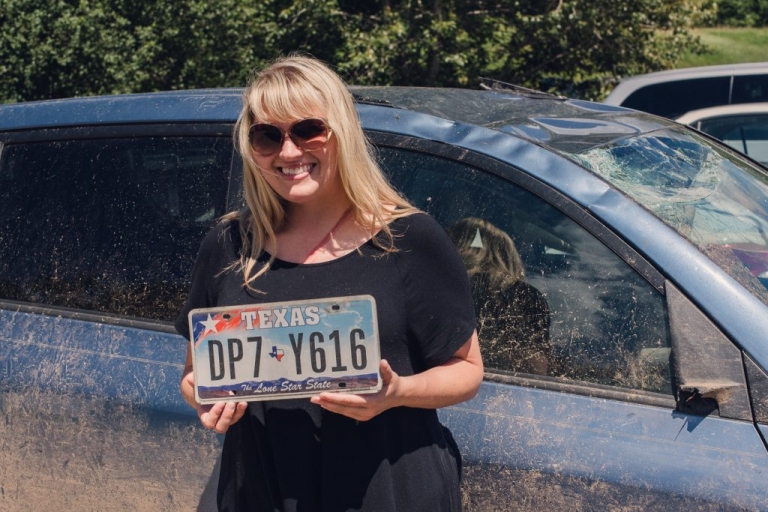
left=677, top=27, right=768, bottom=68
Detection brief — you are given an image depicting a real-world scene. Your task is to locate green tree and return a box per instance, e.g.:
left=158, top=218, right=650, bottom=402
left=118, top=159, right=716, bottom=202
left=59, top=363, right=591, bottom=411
left=335, top=0, right=714, bottom=99
left=0, top=0, right=714, bottom=103
left=0, top=0, right=277, bottom=102
left=711, top=0, right=768, bottom=26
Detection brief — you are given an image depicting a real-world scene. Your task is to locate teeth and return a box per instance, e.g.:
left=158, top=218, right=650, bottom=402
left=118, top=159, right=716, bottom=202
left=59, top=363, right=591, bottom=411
left=280, top=164, right=312, bottom=175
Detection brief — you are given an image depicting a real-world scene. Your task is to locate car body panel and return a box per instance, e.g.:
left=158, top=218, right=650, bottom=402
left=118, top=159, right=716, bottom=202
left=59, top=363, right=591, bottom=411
left=0, top=307, right=220, bottom=509
left=440, top=381, right=768, bottom=510
left=0, top=307, right=186, bottom=415
left=677, top=102, right=768, bottom=123
left=0, top=89, right=243, bottom=131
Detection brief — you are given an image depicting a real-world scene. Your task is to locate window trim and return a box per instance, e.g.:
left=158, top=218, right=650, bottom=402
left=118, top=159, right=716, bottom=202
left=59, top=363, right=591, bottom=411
left=0, top=123, right=234, bottom=144
left=484, top=370, right=676, bottom=409
left=0, top=298, right=176, bottom=333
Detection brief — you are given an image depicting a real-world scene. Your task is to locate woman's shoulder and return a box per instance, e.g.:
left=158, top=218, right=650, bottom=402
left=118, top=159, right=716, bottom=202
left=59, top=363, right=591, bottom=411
left=387, top=211, right=462, bottom=262
left=389, top=211, right=444, bottom=240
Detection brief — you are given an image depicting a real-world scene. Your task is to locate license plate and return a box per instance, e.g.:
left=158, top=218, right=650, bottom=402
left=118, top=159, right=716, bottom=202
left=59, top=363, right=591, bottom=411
left=188, top=295, right=381, bottom=403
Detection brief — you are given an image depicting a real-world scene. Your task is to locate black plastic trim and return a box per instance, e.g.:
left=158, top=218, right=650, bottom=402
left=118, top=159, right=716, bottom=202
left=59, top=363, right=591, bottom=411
left=745, top=353, right=768, bottom=425
left=484, top=370, right=676, bottom=409
left=0, top=298, right=178, bottom=335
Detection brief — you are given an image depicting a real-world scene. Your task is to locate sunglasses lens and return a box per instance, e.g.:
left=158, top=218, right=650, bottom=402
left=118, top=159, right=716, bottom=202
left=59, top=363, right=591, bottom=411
left=249, top=124, right=283, bottom=155
left=249, top=119, right=330, bottom=155
left=291, top=119, right=329, bottom=150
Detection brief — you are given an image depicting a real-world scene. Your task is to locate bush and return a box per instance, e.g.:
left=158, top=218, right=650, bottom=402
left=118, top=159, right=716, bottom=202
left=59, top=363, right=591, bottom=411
left=0, top=0, right=715, bottom=103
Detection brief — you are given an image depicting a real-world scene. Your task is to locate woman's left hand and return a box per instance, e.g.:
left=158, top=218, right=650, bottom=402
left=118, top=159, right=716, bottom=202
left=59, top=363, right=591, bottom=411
left=310, top=359, right=401, bottom=421
left=310, top=331, right=483, bottom=421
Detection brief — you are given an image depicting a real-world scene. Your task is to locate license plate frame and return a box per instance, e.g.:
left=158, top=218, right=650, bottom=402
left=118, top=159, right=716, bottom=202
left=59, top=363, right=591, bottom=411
left=188, top=295, right=381, bottom=403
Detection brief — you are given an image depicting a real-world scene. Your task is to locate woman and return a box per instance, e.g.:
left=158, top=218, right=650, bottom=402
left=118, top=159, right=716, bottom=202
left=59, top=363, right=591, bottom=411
left=176, top=55, right=483, bottom=511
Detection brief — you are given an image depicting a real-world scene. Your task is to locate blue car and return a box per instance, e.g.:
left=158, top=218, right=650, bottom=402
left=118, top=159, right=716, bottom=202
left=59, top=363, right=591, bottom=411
left=1, top=84, right=767, bottom=511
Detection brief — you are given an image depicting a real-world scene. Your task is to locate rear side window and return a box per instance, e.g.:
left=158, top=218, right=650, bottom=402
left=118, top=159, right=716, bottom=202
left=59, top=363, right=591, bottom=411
left=622, top=77, right=730, bottom=119
left=0, top=136, right=231, bottom=321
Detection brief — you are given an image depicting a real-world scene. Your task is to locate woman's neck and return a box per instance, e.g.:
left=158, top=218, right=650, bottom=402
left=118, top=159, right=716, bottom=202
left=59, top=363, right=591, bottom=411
left=274, top=200, right=366, bottom=263
left=282, top=198, right=352, bottom=231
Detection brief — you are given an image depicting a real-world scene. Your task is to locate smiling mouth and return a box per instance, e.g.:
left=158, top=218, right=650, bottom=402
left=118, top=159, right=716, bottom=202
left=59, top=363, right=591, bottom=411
left=279, top=163, right=314, bottom=176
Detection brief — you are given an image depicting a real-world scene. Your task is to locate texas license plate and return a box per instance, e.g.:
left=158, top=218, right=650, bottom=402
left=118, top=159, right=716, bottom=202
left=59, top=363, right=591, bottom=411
left=188, top=295, right=381, bottom=403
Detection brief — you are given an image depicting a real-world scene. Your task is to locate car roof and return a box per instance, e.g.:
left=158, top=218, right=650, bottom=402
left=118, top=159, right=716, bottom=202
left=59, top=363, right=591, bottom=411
left=676, top=102, right=768, bottom=123
left=604, top=62, right=768, bottom=106
left=0, top=88, right=245, bottom=129
left=0, top=86, right=673, bottom=157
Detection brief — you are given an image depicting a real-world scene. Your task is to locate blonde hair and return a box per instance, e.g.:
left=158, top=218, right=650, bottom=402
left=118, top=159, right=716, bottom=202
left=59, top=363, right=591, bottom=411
left=447, top=217, right=526, bottom=288
left=227, top=55, right=416, bottom=290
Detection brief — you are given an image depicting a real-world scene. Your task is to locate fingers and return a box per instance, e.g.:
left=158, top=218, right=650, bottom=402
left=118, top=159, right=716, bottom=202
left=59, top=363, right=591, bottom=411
left=311, top=392, right=367, bottom=408
left=182, top=370, right=194, bottom=385
left=198, top=401, right=248, bottom=434
left=312, top=395, right=377, bottom=422
left=233, top=401, right=248, bottom=423
left=309, top=359, right=402, bottom=422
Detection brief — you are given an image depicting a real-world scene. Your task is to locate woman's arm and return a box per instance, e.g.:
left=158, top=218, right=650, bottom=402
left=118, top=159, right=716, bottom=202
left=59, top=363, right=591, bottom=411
left=310, top=330, right=483, bottom=421
left=181, top=343, right=248, bottom=433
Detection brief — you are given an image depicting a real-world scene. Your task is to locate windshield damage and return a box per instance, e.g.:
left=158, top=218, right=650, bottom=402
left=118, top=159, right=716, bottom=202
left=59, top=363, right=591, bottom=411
left=576, top=128, right=768, bottom=306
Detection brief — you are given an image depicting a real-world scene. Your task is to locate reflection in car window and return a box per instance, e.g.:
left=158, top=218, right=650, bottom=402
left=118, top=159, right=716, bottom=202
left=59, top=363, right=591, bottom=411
left=0, top=137, right=231, bottom=321
left=448, top=217, right=552, bottom=375
left=576, top=128, right=768, bottom=307
left=378, top=147, right=672, bottom=394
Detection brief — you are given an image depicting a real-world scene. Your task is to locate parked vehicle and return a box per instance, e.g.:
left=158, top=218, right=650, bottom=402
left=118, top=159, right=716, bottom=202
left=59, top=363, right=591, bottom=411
left=604, top=61, right=768, bottom=119
left=676, top=103, right=768, bottom=166
left=1, top=85, right=768, bottom=511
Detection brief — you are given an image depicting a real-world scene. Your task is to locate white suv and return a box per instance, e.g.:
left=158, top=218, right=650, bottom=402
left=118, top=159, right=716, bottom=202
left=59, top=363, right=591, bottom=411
left=604, top=62, right=768, bottom=119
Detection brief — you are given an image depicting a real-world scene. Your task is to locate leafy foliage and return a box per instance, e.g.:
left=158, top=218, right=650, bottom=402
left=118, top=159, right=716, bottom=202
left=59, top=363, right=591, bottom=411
left=708, top=0, right=768, bottom=27
left=336, top=0, right=715, bottom=99
left=0, top=0, right=275, bottom=102
left=0, top=0, right=715, bottom=103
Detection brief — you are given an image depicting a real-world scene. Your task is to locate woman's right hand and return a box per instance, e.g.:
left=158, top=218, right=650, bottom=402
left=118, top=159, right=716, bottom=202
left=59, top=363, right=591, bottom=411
left=196, top=399, right=249, bottom=434
left=181, top=368, right=248, bottom=433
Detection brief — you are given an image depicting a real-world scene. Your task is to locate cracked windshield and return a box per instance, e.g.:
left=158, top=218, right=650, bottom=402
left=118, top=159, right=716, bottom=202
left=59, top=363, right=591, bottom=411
left=576, top=127, right=768, bottom=307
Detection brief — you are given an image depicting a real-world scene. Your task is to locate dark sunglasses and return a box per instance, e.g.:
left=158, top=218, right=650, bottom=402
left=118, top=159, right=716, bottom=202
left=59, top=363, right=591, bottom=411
left=248, top=118, right=333, bottom=156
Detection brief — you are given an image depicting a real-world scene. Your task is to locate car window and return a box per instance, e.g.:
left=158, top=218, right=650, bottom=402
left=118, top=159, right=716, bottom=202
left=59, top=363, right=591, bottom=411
left=622, top=77, right=730, bottom=119
left=0, top=136, right=231, bottom=321
left=698, top=114, right=768, bottom=166
left=732, top=74, right=768, bottom=104
left=576, top=127, right=768, bottom=308
left=378, top=147, right=672, bottom=395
